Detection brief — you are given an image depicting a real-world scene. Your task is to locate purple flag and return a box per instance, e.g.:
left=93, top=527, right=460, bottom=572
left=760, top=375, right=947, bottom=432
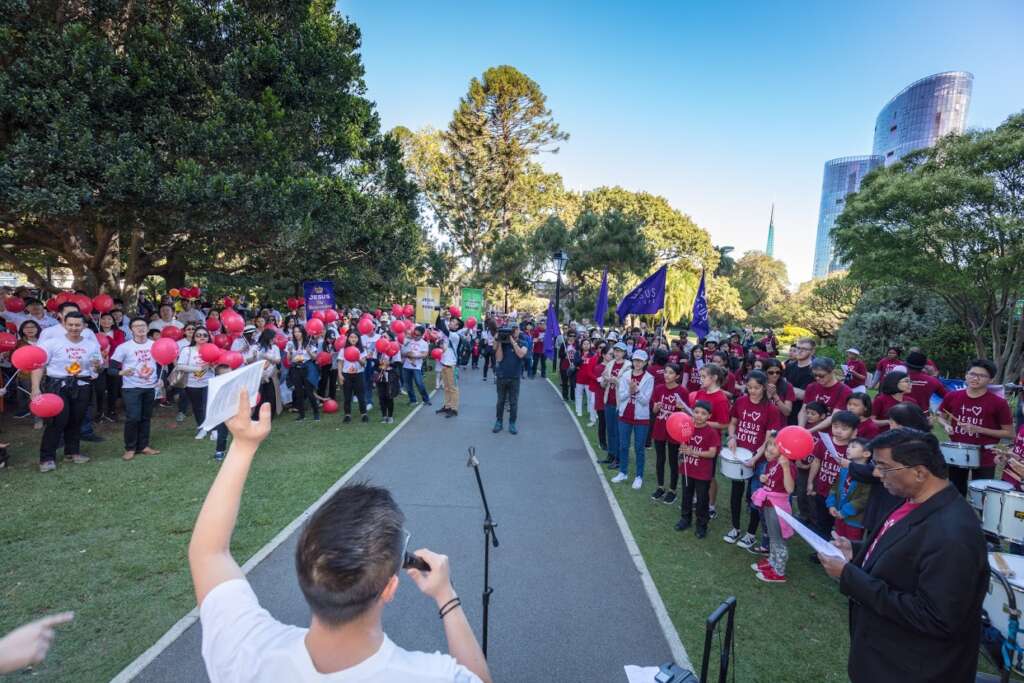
left=543, top=301, right=560, bottom=359
left=690, top=270, right=710, bottom=338
left=594, top=268, right=609, bottom=324
left=616, top=264, right=667, bottom=320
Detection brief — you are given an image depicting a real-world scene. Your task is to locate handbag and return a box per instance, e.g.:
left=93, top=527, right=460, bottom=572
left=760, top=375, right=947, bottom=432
left=168, top=367, right=188, bottom=389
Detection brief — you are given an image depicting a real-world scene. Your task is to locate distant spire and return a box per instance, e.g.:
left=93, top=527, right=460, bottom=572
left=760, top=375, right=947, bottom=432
left=766, top=203, right=775, bottom=257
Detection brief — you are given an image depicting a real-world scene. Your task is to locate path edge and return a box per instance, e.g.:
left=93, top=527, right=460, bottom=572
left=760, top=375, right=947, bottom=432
left=545, top=377, right=693, bottom=671
left=109, top=392, right=436, bottom=683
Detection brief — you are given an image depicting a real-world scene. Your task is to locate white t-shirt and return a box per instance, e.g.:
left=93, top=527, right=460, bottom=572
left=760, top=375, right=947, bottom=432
left=200, top=580, right=480, bottom=683
left=440, top=331, right=460, bottom=367
left=402, top=339, right=428, bottom=370
left=340, top=347, right=366, bottom=374
left=5, top=311, right=59, bottom=330
left=40, top=323, right=97, bottom=344
left=110, top=339, right=159, bottom=389
left=38, top=335, right=101, bottom=380
left=177, top=308, right=205, bottom=325
left=176, top=345, right=212, bottom=388
left=361, top=333, right=381, bottom=360
left=149, top=318, right=184, bottom=332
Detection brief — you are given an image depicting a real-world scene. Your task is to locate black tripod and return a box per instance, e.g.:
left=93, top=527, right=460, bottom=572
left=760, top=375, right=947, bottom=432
left=466, top=446, right=498, bottom=656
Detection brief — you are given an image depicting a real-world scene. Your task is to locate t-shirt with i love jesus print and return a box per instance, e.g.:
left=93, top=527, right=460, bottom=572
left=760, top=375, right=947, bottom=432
left=1001, top=423, right=1024, bottom=489
left=812, top=438, right=848, bottom=496
left=730, top=395, right=782, bottom=452
left=939, top=389, right=1013, bottom=467
left=761, top=458, right=797, bottom=495
left=650, top=383, right=689, bottom=441
left=803, top=381, right=852, bottom=415
left=679, top=424, right=719, bottom=481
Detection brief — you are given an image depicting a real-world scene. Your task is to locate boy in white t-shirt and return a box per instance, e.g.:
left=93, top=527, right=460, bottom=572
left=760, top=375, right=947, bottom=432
left=190, top=391, right=491, bottom=683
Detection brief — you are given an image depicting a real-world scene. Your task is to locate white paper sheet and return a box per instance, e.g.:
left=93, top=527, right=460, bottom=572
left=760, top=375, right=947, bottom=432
left=775, top=507, right=846, bottom=559
left=624, top=665, right=660, bottom=682
left=200, top=362, right=263, bottom=432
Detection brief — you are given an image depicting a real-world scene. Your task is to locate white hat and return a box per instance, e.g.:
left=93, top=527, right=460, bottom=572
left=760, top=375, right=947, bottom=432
left=632, top=349, right=648, bottom=361
left=845, top=348, right=861, bottom=355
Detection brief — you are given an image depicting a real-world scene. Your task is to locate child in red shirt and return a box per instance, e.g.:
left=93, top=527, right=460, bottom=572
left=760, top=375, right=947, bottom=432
left=574, top=339, right=595, bottom=420
left=675, top=401, right=719, bottom=538
left=846, top=393, right=880, bottom=441
left=650, top=363, right=690, bottom=505
left=807, top=410, right=857, bottom=539
left=750, top=433, right=796, bottom=583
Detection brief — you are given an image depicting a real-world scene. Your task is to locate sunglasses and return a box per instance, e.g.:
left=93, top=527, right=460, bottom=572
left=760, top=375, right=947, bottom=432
left=766, top=369, right=781, bottom=375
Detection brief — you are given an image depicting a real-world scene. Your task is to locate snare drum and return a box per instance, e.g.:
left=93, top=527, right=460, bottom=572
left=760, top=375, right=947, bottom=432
left=985, top=553, right=1024, bottom=674
left=969, top=479, right=993, bottom=513
left=940, top=441, right=981, bottom=469
left=719, top=447, right=754, bottom=481
left=998, top=490, right=1024, bottom=545
left=982, top=481, right=1015, bottom=537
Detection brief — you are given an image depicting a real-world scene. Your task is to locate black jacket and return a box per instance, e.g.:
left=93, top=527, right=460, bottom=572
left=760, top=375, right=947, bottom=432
left=839, top=484, right=987, bottom=683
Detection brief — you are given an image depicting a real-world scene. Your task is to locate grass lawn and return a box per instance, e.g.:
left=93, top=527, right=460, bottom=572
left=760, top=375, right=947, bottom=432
left=0, top=372, right=434, bottom=682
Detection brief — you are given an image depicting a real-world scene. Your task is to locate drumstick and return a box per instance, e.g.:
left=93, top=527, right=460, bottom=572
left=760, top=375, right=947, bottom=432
left=995, top=552, right=1015, bottom=578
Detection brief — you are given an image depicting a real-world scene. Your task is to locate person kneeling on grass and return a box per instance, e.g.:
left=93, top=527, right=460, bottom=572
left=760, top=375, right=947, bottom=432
left=189, top=390, right=491, bottom=683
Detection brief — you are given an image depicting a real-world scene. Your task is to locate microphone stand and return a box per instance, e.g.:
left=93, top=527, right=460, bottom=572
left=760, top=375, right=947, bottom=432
left=466, top=446, right=498, bottom=657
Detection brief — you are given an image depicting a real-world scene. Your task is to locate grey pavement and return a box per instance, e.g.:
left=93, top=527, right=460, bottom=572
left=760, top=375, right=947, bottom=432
left=136, top=367, right=678, bottom=682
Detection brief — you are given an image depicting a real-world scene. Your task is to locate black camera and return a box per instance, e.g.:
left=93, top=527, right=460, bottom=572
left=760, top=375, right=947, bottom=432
left=497, top=325, right=516, bottom=343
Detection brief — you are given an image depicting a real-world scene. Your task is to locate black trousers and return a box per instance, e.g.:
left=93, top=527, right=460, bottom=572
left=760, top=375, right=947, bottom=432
left=950, top=464, right=995, bottom=497
left=654, top=440, right=680, bottom=490
left=559, top=368, right=576, bottom=400
left=292, top=373, right=319, bottom=418
left=809, top=493, right=834, bottom=540
left=795, top=467, right=813, bottom=521
left=185, top=386, right=208, bottom=428
left=495, top=376, right=520, bottom=423
left=122, top=387, right=155, bottom=452
left=256, top=379, right=277, bottom=419
left=482, top=348, right=494, bottom=379
left=377, top=383, right=394, bottom=417
left=318, top=370, right=337, bottom=400
left=681, top=478, right=711, bottom=528
left=40, top=381, right=92, bottom=463
left=341, top=373, right=367, bottom=416
left=729, top=479, right=761, bottom=535
left=597, top=408, right=607, bottom=450
left=96, top=372, right=121, bottom=416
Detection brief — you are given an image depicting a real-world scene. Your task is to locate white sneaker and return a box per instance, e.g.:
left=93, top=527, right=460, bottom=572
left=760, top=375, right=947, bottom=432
left=367, top=403, right=373, bottom=411
left=195, top=429, right=207, bottom=440
left=736, top=533, right=757, bottom=550
left=631, top=477, right=643, bottom=490
left=611, top=472, right=628, bottom=483
left=576, top=411, right=583, bottom=417
left=210, top=431, right=217, bottom=441
left=722, top=528, right=741, bottom=544
left=587, top=420, right=597, bottom=427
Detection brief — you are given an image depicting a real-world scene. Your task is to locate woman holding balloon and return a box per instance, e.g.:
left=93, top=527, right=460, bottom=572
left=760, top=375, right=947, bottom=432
left=253, top=329, right=283, bottom=418
left=175, top=327, right=214, bottom=438
left=285, top=326, right=320, bottom=421
left=338, top=331, right=368, bottom=423
left=95, top=313, right=125, bottom=422
left=12, top=320, right=41, bottom=422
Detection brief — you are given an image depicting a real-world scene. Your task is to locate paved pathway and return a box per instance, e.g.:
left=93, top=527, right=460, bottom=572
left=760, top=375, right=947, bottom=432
left=135, top=368, right=682, bottom=682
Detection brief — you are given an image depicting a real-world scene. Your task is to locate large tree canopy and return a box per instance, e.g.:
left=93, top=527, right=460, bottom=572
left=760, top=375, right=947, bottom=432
left=833, top=112, right=1024, bottom=380
left=0, top=0, right=422, bottom=300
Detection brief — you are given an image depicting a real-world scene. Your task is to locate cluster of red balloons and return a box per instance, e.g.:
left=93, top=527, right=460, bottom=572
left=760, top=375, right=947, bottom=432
left=390, top=303, right=415, bottom=318
left=221, top=309, right=244, bottom=334
left=286, top=297, right=305, bottom=311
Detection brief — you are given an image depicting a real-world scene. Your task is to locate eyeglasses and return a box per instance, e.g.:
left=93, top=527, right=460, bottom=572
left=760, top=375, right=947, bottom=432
left=797, top=346, right=814, bottom=352
left=966, top=372, right=991, bottom=380
left=766, top=369, right=781, bottom=375
left=873, top=463, right=913, bottom=476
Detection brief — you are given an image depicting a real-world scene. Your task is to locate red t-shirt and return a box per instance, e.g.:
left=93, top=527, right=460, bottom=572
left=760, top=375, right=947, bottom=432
left=692, top=388, right=731, bottom=427
left=684, top=361, right=704, bottom=393
left=720, top=370, right=738, bottom=396
left=603, top=360, right=626, bottom=407
left=857, top=418, right=881, bottom=441
left=938, top=389, right=1013, bottom=467
left=804, top=381, right=853, bottom=414
left=812, top=438, right=849, bottom=496
left=761, top=458, right=797, bottom=494
left=1002, top=423, right=1024, bottom=489
left=679, top=424, right=720, bottom=480
left=907, top=370, right=947, bottom=409
left=667, top=352, right=681, bottom=365
left=865, top=500, right=920, bottom=562
left=531, top=329, right=544, bottom=354
left=871, top=393, right=920, bottom=426
left=876, top=357, right=903, bottom=376
left=647, top=363, right=666, bottom=387
left=729, top=342, right=744, bottom=358
left=98, top=328, right=126, bottom=358
left=635, top=337, right=648, bottom=350
left=843, top=359, right=868, bottom=388
left=651, top=383, right=689, bottom=441
left=592, top=362, right=606, bottom=411
left=576, top=351, right=595, bottom=385
left=730, top=395, right=781, bottom=452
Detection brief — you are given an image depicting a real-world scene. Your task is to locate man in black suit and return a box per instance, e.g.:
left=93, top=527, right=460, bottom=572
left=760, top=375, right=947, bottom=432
left=818, top=428, right=988, bottom=683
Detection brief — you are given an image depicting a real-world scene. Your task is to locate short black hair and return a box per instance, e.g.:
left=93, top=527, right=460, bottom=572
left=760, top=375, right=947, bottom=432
left=57, top=301, right=80, bottom=315
left=653, top=348, right=669, bottom=365
left=888, top=402, right=931, bottom=432
left=880, top=370, right=908, bottom=396
left=850, top=437, right=870, bottom=450
left=129, top=316, right=149, bottom=328
left=830, top=410, right=860, bottom=430
left=63, top=311, right=85, bottom=323
left=805, top=401, right=828, bottom=416
left=746, top=369, right=768, bottom=387
left=296, top=483, right=405, bottom=626
left=968, top=358, right=997, bottom=380
left=664, top=362, right=682, bottom=377
left=694, top=400, right=712, bottom=413
left=870, top=427, right=947, bottom=478
left=846, top=393, right=872, bottom=415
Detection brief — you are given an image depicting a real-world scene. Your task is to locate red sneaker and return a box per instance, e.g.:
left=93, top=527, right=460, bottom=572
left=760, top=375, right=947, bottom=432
left=751, top=558, right=771, bottom=572
left=756, top=566, right=787, bottom=583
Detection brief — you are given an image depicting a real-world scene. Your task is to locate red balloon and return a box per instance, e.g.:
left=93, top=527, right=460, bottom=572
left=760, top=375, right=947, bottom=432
left=322, top=399, right=339, bottom=414
left=92, top=294, right=114, bottom=314
left=465, top=316, right=477, bottom=329
left=403, top=319, right=415, bottom=333
left=222, top=313, right=244, bottom=334
left=331, top=337, right=343, bottom=352
left=311, top=310, right=326, bottom=321
left=358, top=318, right=374, bottom=335
left=324, top=309, right=339, bottom=323
left=431, top=347, right=443, bottom=361
left=387, top=341, right=400, bottom=357
left=199, top=343, right=223, bottom=364
left=403, top=304, right=415, bottom=317
left=374, top=309, right=383, bottom=319
left=316, top=351, right=332, bottom=366
left=375, top=337, right=390, bottom=354
left=71, top=294, right=93, bottom=316
left=221, top=351, right=244, bottom=369
left=776, top=426, right=815, bottom=460
left=151, top=338, right=178, bottom=365
left=3, top=296, right=25, bottom=313
left=213, top=333, right=231, bottom=349
left=286, top=297, right=297, bottom=311
left=205, top=317, right=220, bottom=332
left=274, top=334, right=287, bottom=350
left=0, top=332, right=15, bottom=352
left=160, top=325, right=183, bottom=341
left=343, top=346, right=360, bottom=362
left=396, top=332, right=405, bottom=344
left=390, top=320, right=404, bottom=335
left=11, top=345, right=47, bottom=371
left=666, top=412, right=695, bottom=444
left=45, top=297, right=59, bottom=312
left=223, top=296, right=235, bottom=309
left=96, top=333, right=111, bottom=351
left=5, top=322, right=14, bottom=333
left=391, top=304, right=403, bottom=317
left=305, top=318, right=324, bottom=335
left=30, top=393, right=64, bottom=418
left=54, top=292, right=71, bottom=305
left=448, top=305, right=461, bottom=318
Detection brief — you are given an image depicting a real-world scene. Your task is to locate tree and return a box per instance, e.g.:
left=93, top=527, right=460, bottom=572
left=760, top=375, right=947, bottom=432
left=730, top=251, right=790, bottom=325
left=766, top=271, right=860, bottom=340
left=714, top=245, right=736, bottom=277
left=0, top=0, right=419, bottom=298
left=833, top=112, right=1024, bottom=381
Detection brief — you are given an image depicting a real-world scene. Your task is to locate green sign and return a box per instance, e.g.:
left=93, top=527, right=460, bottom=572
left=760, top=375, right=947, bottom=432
left=460, top=287, right=484, bottom=321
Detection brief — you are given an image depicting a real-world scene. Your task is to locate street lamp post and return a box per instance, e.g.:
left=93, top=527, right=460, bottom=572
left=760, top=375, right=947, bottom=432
left=552, top=249, right=569, bottom=320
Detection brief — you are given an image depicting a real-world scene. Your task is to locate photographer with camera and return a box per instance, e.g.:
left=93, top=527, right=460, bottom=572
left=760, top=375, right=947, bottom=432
left=189, top=390, right=491, bottom=683
left=492, top=324, right=528, bottom=434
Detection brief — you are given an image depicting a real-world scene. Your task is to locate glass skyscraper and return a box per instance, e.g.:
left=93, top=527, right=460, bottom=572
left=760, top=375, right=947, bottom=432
left=811, top=155, right=883, bottom=279
left=872, top=71, right=973, bottom=165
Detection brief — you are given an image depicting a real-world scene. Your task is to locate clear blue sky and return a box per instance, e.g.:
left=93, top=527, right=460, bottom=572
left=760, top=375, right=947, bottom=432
left=340, top=1, right=1024, bottom=284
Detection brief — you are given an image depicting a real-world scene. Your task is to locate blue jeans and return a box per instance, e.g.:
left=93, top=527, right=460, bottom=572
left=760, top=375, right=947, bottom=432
left=618, top=420, right=649, bottom=477
left=522, top=353, right=532, bottom=378
left=363, top=358, right=377, bottom=405
left=402, top=367, right=430, bottom=404
left=604, top=405, right=620, bottom=460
